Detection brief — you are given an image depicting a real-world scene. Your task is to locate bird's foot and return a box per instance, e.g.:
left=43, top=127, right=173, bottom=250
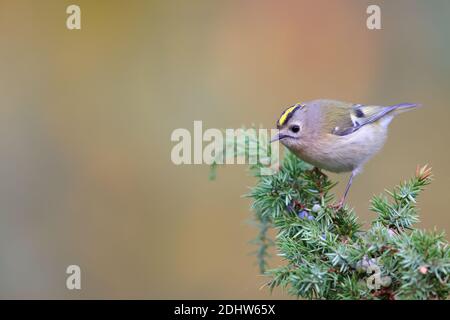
left=329, top=199, right=345, bottom=211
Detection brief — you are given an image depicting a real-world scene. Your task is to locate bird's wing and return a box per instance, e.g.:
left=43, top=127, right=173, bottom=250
left=330, top=103, right=416, bottom=136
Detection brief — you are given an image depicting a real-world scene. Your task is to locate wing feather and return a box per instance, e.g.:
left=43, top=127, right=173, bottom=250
left=331, top=103, right=417, bottom=136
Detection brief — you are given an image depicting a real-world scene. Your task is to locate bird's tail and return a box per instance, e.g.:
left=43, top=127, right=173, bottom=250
left=371, top=103, right=420, bottom=128
left=390, top=103, right=421, bottom=115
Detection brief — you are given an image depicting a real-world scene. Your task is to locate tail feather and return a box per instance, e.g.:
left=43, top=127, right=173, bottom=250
left=390, top=103, right=421, bottom=114
left=359, top=103, right=419, bottom=129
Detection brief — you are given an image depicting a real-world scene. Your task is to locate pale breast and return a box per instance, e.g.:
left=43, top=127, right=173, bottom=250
left=295, top=124, right=388, bottom=173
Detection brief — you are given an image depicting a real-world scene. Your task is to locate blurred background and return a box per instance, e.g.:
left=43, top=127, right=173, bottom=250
left=0, top=0, right=449, bottom=299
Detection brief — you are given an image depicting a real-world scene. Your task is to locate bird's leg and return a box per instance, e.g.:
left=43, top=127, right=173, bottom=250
left=331, top=171, right=355, bottom=210
left=341, top=171, right=355, bottom=203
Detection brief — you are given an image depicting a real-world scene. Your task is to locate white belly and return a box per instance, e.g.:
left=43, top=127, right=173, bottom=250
left=293, top=125, right=388, bottom=173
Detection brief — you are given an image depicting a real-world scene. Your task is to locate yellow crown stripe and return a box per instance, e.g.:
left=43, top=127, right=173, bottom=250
left=278, top=105, right=299, bottom=126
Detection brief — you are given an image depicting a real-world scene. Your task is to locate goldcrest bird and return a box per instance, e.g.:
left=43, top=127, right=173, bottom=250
left=271, top=99, right=418, bottom=209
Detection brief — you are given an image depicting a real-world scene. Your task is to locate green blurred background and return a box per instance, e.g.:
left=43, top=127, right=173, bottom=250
left=0, top=0, right=449, bottom=299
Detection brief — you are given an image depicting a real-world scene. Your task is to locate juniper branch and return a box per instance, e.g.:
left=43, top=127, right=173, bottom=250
left=210, top=138, right=449, bottom=300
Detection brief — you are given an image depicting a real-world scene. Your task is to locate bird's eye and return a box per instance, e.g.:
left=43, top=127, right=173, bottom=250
left=290, top=125, right=300, bottom=133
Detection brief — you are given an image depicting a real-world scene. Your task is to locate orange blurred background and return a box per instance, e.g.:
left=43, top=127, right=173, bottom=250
left=0, top=0, right=449, bottom=298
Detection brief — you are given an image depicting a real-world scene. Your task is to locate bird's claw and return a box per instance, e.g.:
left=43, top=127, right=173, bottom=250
left=329, top=199, right=345, bottom=211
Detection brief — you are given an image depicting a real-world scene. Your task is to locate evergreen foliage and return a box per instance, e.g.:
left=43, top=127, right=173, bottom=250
left=212, top=147, right=449, bottom=300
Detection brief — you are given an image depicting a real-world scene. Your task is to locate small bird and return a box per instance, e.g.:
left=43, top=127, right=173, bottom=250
left=271, top=99, right=419, bottom=209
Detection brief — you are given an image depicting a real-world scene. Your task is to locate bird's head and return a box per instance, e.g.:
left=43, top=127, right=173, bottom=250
left=271, top=103, right=306, bottom=148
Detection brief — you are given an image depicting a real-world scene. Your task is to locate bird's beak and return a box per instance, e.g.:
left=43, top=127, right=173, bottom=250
left=271, top=133, right=289, bottom=143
